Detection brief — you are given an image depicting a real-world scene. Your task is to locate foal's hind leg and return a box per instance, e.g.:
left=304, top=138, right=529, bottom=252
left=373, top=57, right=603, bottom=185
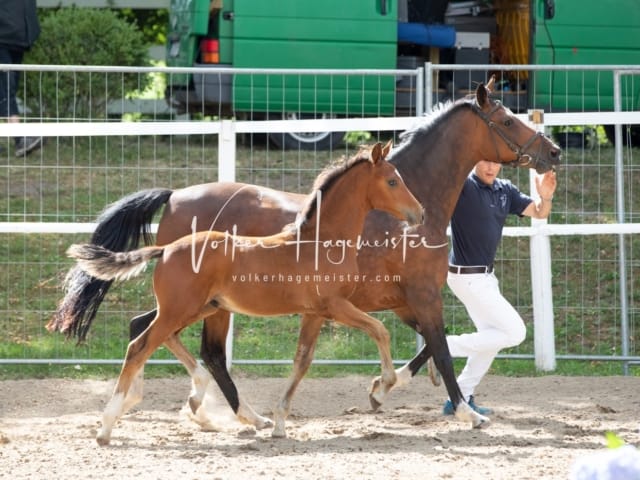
left=201, top=312, right=274, bottom=430
left=120, top=310, right=156, bottom=413
left=272, top=313, right=325, bottom=438
left=163, top=332, right=219, bottom=429
left=126, top=308, right=216, bottom=427
left=97, top=315, right=181, bottom=446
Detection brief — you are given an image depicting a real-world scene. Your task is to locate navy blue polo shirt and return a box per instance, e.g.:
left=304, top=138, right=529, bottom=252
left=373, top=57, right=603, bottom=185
left=449, top=173, right=532, bottom=267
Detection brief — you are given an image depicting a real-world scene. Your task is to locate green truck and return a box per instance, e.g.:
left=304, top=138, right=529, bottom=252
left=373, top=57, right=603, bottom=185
left=165, top=0, right=640, bottom=149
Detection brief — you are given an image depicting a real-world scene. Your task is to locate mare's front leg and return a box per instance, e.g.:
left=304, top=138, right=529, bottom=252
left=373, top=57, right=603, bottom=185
left=404, top=287, right=489, bottom=429
left=201, top=311, right=273, bottom=430
left=272, top=314, right=325, bottom=438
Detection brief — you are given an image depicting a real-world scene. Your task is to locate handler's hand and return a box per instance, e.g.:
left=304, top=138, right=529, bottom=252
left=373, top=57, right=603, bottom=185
left=535, top=170, right=557, bottom=199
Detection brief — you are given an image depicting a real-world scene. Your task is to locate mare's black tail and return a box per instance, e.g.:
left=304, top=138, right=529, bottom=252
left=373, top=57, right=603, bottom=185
left=47, top=188, right=173, bottom=342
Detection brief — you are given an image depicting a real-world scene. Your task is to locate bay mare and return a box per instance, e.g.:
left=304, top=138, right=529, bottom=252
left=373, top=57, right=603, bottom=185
left=51, top=81, right=561, bottom=437
left=68, top=142, right=425, bottom=444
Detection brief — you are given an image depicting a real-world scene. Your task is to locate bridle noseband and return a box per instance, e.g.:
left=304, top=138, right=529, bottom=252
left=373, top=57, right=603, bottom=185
left=471, top=100, right=545, bottom=169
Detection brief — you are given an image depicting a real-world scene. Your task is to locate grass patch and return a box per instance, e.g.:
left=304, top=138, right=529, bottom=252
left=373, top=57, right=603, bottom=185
left=1, top=137, right=639, bottom=379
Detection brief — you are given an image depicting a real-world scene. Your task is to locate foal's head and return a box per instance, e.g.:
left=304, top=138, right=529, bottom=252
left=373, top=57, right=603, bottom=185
left=296, top=142, right=423, bottom=228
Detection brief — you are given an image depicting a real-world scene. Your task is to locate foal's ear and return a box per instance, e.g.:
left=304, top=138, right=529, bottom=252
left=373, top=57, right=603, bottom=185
left=486, top=74, right=496, bottom=93
left=370, top=142, right=383, bottom=164
left=381, top=139, right=393, bottom=159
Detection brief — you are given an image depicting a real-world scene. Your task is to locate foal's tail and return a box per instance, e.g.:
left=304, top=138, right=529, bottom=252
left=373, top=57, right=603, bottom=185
left=47, top=188, right=173, bottom=341
left=67, top=244, right=165, bottom=282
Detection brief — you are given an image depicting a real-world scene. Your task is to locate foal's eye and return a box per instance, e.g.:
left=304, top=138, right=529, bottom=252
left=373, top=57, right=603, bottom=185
left=388, top=179, right=397, bottom=187
left=504, top=119, right=513, bottom=127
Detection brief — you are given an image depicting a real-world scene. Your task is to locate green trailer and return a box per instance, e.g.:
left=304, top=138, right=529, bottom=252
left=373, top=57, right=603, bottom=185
left=166, top=0, right=640, bottom=149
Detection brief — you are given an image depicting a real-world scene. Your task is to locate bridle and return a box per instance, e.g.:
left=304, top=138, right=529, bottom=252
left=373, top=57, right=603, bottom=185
left=471, top=100, right=546, bottom=169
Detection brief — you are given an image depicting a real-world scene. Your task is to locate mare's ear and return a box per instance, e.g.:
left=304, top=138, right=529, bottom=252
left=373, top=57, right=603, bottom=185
left=381, top=139, right=393, bottom=159
left=370, top=142, right=383, bottom=164
left=475, top=81, right=489, bottom=108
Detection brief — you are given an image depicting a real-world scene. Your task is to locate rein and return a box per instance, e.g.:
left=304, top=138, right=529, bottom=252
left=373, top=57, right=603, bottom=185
left=472, top=100, right=544, bottom=169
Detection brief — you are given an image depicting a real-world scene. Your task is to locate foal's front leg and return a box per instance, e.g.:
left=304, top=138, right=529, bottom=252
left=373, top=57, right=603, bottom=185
left=326, top=298, right=397, bottom=408
left=272, top=313, right=325, bottom=438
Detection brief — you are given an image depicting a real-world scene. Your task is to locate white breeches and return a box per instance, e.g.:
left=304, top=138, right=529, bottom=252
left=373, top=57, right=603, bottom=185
left=446, top=271, right=526, bottom=400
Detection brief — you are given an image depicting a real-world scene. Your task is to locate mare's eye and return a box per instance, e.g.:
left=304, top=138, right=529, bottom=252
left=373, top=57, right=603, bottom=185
left=504, top=119, right=513, bottom=127
left=388, top=179, right=397, bottom=187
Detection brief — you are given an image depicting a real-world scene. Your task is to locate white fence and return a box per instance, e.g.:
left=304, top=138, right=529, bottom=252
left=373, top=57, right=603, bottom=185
left=1, top=64, right=639, bottom=373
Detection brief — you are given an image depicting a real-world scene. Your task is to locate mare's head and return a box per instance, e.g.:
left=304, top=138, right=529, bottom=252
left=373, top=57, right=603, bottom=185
left=297, top=141, right=423, bottom=227
left=471, top=77, right=562, bottom=173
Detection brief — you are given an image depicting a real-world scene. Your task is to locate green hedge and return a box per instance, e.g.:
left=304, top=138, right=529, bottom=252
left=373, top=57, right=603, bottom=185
left=23, top=8, right=150, bottom=120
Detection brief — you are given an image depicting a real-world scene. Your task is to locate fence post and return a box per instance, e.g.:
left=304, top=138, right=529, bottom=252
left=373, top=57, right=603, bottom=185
left=218, top=119, right=236, bottom=369
left=528, top=110, right=556, bottom=371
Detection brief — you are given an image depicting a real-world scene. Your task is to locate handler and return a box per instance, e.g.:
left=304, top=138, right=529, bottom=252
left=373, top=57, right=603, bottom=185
left=442, top=160, right=557, bottom=415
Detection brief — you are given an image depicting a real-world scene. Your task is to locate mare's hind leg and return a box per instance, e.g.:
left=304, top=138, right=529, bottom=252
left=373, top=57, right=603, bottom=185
left=272, top=314, right=325, bottom=438
left=201, top=311, right=273, bottom=430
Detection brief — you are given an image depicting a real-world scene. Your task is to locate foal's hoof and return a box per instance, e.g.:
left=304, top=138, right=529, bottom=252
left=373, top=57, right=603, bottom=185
left=369, top=393, right=382, bottom=411
left=188, top=395, right=202, bottom=415
left=368, top=377, right=383, bottom=410
left=96, top=434, right=110, bottom=446
left=427, top=357, right=442, bottom=387
left=271, top=421, right=287, bottom=438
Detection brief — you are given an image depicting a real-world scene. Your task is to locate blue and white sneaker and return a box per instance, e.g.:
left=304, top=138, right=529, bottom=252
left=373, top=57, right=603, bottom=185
left=443, top=395, right=493, bottom=416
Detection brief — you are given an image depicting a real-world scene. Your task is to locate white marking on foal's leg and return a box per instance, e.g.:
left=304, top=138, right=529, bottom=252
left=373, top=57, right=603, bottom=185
left=369, top=367, right=399, bottom=409
left=185, top=364, right=221, bottom=430
left=122, top=368, right=144, bottom=413
left=96, top=392, right=125, bottom=446
left=454, top=401, right=490, bottom=429
left=188, top=363, right=211, bottom=414
left=271, top=399, right=288, bottom=438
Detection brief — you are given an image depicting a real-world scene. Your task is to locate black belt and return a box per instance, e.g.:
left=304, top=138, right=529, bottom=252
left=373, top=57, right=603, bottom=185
left=448, top=265, right=494, bottom=275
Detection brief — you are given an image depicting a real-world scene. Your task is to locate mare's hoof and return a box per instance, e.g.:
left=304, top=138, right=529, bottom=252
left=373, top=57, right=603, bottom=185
left=96, top=435, right=110, bottom=446
left=472, top=413, right=491, bottom=429
left=256, top=417, right=275, bottom=430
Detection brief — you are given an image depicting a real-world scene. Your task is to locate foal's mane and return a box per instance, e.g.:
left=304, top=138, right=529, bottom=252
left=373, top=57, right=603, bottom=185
left=293, top=147, right=373, bottom=229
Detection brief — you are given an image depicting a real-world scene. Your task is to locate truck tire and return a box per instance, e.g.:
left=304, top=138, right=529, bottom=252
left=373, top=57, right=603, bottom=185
left=268, top=113, right=344, bottom=150
left=603, top=125, right=640, bottom=147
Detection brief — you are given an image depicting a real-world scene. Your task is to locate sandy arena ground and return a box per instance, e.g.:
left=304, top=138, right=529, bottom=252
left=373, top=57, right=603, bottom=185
left=1, top=374, right=639, bottom=479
